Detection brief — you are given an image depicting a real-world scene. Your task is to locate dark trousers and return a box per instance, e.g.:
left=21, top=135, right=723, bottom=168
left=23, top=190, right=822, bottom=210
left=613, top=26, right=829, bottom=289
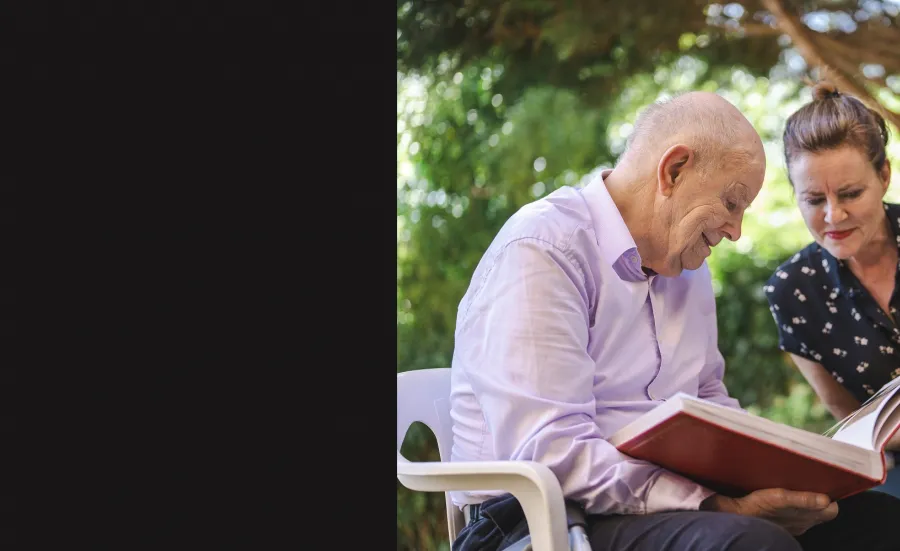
left=872, top=464, right=900, bottom=499
left=452, top=490, right=900, bottom=551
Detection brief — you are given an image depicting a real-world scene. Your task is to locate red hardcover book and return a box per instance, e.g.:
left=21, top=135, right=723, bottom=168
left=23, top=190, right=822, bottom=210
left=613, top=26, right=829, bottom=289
left=608, top=378, right=900, bottom=500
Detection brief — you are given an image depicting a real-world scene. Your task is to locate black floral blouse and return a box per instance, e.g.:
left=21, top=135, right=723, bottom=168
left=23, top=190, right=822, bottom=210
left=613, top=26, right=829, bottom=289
left=766, top=202, right=900, bottom=404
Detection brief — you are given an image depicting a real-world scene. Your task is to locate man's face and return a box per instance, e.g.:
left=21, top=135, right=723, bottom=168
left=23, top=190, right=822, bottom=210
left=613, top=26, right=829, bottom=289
left=659, top=154, right=765, bottom=275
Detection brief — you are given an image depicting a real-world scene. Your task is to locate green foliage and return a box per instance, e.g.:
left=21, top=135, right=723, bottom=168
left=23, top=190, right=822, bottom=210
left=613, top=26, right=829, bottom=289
left=397, top=0, right=784, bottom=108
left=746, top=381, right=833, bottom=434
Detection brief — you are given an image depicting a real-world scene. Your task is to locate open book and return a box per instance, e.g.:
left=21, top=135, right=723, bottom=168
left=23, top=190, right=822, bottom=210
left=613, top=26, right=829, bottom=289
left=608, top=377, right=900, bottom=499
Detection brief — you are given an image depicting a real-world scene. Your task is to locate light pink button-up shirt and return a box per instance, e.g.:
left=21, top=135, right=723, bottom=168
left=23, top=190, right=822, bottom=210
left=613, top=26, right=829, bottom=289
left=449, top=170, right=742, bottom=515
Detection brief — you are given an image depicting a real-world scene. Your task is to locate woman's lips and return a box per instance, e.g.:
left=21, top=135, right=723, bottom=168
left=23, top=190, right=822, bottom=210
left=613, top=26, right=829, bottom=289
left=825, top=229, right=854, bottom=240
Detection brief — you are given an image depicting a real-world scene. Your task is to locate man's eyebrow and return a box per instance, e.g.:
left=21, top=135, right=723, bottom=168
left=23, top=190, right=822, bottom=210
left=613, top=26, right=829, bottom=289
left=726, top=182, right=750, bottom=205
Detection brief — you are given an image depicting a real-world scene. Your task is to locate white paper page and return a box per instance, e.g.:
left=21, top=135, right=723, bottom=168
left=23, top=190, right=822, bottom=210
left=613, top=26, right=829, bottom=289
left=832, top=377, right=900, bottom=451
left=832, top=411, right=880, bottom=450
left=875, top=402, right=900, bottom=450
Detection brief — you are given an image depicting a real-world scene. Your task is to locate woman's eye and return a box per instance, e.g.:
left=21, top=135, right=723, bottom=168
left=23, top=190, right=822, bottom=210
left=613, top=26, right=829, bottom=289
left=806, top=197, right=825, bottom=206
left=841, top=189, right=863, bottom=200
left=725, top=200, right=737, bottom=212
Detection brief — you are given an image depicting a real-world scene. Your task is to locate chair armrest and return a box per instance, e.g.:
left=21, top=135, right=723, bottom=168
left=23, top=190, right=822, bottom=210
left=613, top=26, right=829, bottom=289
left=398, top=455, right=569, bottom=551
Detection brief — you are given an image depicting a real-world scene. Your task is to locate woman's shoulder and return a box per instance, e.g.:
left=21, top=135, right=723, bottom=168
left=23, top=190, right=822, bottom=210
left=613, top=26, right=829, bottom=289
left=765, top=242, right=828, bottom=305
left=884, top=201, right=900, bottom=227
left=767, top=242, right=826, bottom=283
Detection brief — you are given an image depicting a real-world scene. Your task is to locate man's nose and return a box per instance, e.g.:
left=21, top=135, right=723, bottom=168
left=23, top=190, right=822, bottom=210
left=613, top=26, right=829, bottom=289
left=723, top=215, right=743, bottom=242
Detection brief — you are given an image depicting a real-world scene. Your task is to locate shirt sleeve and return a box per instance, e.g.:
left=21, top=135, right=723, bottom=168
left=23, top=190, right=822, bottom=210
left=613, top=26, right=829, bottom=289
left=695, top=263, right=743, bottom=410
left=765, top=268, right=812, bottom=360
left=455, top=238, right=714, bottom=515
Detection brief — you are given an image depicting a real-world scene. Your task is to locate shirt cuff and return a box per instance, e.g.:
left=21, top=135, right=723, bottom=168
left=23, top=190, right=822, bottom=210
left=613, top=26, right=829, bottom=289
left=644, top=470, right=716, bottom=514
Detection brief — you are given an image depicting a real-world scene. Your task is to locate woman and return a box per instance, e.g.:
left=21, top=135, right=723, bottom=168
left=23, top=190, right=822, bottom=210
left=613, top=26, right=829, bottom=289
left=765, top=82, right=900, bottom=498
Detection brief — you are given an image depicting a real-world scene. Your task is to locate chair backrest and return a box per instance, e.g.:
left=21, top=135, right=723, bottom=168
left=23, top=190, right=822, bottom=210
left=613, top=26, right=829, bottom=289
left=397, top=368, right=465, bottom=542
left=397, top=368, right=454, bottom=459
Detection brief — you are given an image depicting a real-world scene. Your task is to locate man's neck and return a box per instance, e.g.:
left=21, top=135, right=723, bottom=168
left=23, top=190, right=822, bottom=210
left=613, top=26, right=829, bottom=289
left=603, top=166, right=659, bottom=267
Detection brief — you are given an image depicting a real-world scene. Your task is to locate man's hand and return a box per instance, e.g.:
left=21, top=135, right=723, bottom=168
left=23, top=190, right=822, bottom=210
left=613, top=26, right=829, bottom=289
left=700, top=489, right=838, bottom=535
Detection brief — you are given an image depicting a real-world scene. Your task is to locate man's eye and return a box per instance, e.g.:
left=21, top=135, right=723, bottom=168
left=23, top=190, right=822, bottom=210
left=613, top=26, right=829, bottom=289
left=725, top=200, right=737, bottom=212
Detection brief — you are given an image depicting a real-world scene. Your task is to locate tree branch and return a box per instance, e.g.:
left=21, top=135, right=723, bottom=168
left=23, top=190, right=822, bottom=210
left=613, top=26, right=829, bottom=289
left=733, top=22, right=782, bottom=37
left=810, top=32, right=900, bottom=75
left=760, top=0, right=900, bottom=130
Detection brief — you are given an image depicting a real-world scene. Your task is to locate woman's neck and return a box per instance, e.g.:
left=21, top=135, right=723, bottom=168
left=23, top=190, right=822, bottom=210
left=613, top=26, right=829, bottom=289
left=847, top=214, right=896, bottom=278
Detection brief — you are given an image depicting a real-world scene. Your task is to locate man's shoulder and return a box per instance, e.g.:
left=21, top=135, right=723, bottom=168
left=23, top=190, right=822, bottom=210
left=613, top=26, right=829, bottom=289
left=490, top=186, right=595, bottom=254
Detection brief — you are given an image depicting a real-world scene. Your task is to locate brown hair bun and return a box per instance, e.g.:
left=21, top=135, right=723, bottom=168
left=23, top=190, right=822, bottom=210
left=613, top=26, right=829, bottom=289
left=784, top=79, right=890, bottom=182
left=812, top=81, right=841, bottom=101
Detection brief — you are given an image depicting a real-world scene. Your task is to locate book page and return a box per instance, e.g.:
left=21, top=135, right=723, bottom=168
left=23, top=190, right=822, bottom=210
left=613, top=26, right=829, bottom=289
left=874, top=391, right=900, bottom=450
left=830, top=377, right=900, bottom=451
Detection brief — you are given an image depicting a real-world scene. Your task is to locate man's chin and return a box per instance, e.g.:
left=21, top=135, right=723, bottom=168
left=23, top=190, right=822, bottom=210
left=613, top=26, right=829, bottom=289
left=653, top=252, right=706, bottom=277
left=681, top=254, right=707, bottom=272
left=652, top=258, right=683, bottom=278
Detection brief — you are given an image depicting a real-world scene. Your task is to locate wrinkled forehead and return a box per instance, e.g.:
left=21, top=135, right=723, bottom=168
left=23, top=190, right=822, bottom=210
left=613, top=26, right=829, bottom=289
left=790, top=148, right=874, bottom=193
left=718, top=137, right=765, bottom=173
left=717, top=156, right=765, bottom=199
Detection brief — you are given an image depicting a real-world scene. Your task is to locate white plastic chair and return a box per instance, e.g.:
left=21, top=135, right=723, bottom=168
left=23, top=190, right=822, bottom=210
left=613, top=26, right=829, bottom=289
left=397, top=368, right=574, bottom=551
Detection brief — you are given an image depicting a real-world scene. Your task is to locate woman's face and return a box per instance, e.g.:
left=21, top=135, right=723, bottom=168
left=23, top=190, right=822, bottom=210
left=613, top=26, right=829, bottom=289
left=789, top=145, right=892, bottom=260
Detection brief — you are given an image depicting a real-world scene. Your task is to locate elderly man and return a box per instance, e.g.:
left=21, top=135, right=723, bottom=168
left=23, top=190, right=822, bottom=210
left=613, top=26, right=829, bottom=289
left=448, top=92, right=900, bottom=551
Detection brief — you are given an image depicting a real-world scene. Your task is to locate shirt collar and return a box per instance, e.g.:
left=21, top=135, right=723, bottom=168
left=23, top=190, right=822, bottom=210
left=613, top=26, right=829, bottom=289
left=578, top=169, right=646, bottom=281
left=822, top=202, right=900, bottom=294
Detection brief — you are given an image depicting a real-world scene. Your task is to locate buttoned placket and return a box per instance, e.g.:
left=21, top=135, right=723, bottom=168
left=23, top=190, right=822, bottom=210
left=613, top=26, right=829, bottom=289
left=645, top=274, right=666, bottom=401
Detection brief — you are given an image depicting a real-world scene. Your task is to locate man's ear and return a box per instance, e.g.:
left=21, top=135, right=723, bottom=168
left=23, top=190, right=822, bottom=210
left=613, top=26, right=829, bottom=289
left=657, top=144, right=694, bottom=198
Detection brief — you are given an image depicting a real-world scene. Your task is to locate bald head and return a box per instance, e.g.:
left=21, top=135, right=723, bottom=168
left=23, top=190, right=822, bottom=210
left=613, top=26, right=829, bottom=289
left=623, top=91, right=763, bottom=176
left=603, top=91, right=767, bottom=277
